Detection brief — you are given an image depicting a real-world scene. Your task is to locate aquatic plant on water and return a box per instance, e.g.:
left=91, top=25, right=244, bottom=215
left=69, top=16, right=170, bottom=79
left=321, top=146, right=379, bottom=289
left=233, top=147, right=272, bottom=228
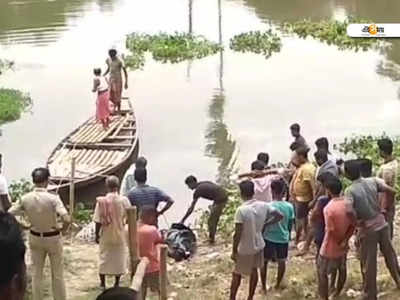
left=0, top=59, right=13, bottom=75
left=123, top=52, right=146, bottom=71
left=282, top=17, right=381, bottom=51
left=125, top=32, right=223, bottom=69
left=0, top=88, right=32, bottom=125
left=229, top=30, right=282, bottom=58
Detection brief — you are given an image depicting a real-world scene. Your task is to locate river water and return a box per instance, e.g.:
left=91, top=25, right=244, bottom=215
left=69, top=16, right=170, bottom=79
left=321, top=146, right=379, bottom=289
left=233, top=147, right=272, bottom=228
left=0, top=0, right=399, bottom=224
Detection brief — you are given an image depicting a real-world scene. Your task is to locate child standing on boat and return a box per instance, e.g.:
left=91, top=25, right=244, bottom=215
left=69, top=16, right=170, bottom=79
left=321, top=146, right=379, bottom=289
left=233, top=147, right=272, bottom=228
left=93, top=68, right=111, bottom=129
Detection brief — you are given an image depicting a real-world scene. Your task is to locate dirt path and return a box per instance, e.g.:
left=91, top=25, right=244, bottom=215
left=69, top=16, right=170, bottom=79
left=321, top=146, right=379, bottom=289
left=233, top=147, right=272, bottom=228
left=25, top=222, right=400, bottom=300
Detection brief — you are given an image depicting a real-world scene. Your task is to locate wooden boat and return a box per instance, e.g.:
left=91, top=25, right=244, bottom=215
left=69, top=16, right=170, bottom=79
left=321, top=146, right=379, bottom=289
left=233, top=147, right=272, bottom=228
left=47, top=98, right=139, bottom=206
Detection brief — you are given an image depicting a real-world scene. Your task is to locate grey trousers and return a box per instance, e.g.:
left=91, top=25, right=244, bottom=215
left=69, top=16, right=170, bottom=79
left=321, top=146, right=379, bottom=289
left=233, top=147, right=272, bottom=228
left=360, top=226, right=400, bottom=300
left=208, top=201, right=227, bottom=241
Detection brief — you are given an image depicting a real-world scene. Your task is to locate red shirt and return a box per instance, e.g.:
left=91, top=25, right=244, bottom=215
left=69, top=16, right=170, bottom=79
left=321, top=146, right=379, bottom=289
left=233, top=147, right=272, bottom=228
left=138, top=223, right=163, bottom=273
left=320, top=197, right=355, bottom=259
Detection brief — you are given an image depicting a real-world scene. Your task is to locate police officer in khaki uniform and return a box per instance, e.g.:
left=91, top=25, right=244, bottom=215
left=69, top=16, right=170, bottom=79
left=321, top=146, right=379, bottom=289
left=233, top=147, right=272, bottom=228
left=10, top=167, right=70, bottom=300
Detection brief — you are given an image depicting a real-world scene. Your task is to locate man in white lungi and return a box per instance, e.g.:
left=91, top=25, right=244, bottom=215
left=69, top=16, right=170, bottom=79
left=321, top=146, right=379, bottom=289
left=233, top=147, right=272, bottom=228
left=94, top=176, right=131, bottom=290
left=10, top=167, right=70, bottom=300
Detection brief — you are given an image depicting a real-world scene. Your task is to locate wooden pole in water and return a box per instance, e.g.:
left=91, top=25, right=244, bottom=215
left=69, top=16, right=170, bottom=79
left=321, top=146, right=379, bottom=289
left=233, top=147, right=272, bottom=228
left=127, top=207, right=140, bottom=276
left=159, top=245, right=168, bottom=300
left=69, top=157, right=76, bottom=222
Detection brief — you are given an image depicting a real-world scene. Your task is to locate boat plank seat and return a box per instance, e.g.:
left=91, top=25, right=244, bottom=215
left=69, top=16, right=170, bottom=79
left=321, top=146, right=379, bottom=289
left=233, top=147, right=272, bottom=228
left=48, top=147, right=128, bottom=179
left=68, top=115, right=128, bottom=144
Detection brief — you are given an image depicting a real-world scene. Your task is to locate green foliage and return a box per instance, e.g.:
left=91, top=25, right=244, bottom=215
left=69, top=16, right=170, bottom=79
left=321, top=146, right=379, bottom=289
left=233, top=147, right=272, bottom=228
left=334, top=134, right=400, bottom=167
left=8, top=178, right=34, bottom=202
left=125, top=32, right=223, bottom=69
left=73, top=203, right=93, bottom=224
left=198, top=184, right=241, bottom=238
left=123, top=52, right=145, bottom=71
left=282, top=17, right=381, bottom=51
left=0, top=88, right=32, bottom=125
left=334, top=134, right=400, bottom=198
left=229, top=30, right=282, bottom=58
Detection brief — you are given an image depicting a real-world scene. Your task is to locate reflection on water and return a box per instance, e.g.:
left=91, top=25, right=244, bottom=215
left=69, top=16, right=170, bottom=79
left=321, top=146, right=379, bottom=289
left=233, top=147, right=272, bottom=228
left=205, top=90, right=238, bottom=186
left=205, top=0, right=238, bottom=186
left=242, top=0, right=400, bottom=92
left=0, top=0, right=117, bottom=46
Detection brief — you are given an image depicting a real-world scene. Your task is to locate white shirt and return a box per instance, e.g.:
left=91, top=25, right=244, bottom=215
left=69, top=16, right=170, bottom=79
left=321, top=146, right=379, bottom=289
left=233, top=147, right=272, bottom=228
left=252, top=175, right=279, bottom=202
left=235, top=200, right=275, bottom=255
left=0, top=174, right=8, bottom=212
left=0, top=174, right=8, bottom=195
left=96, top=76, right=108, bottom=92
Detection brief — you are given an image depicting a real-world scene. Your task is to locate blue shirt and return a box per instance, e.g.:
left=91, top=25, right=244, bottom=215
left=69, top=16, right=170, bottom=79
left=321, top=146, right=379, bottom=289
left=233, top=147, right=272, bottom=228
left=263, top=201, right=294, bottom=244
left=127, top=184, right=170, bottom=211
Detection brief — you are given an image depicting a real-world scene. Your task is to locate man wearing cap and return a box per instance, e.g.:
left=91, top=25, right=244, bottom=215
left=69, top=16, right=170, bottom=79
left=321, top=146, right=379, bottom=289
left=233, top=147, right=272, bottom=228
left=10, top=167, right=70, bottom=300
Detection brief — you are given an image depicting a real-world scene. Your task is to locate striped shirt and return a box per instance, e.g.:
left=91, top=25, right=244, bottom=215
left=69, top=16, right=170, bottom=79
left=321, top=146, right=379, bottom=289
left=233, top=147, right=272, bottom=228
left=128, top=184, right=170, bottom=211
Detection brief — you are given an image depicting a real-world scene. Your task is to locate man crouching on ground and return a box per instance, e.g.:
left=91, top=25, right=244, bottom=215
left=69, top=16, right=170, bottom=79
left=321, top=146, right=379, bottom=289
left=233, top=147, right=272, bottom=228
left=230, top=180, right=283, bottom=300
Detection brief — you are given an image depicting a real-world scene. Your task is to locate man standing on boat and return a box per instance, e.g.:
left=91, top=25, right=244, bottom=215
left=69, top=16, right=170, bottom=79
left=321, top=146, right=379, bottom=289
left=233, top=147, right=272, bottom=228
left=9, top=167, right=70, bottom=300
left=104, top=48, right=128, bottom=113
left=181, top=175, right=228, bottom=244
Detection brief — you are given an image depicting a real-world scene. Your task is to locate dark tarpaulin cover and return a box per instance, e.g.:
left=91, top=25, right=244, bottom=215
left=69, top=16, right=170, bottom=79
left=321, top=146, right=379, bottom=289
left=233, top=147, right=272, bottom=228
left=165, top=223, right=197, bottom=262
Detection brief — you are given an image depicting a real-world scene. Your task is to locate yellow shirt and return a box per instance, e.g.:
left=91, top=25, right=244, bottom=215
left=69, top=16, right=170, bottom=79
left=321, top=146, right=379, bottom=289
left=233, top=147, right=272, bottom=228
left=377, top=159, right=399, bottom=187
left=293, top=162, right=316, bottom=202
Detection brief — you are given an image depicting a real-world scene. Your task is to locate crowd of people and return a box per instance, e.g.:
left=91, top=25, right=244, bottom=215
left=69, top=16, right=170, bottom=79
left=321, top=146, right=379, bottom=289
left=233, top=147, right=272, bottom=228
left=0, top=123, right=399, bottom=300
left=230, top=124, right=399, bottom=300
left=0, top=154, right=230, bottom=300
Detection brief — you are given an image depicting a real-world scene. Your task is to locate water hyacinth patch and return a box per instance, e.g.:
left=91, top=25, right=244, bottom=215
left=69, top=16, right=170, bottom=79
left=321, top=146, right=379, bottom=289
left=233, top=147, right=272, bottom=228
left=282, top=18, right=382, bottom=51
left=125, top=32, right=223, bottom=69
left=0, top=88, right=32, bottom=125
left=0, top=59, right=13, bottom=75
left=123, top=52, right=146, bottom=71
left=229, top=30, right=282, bottom=58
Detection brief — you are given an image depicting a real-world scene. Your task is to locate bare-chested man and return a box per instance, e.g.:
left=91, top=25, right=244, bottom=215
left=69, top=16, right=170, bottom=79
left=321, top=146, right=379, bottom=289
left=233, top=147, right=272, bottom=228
left=104, top=49, right=128, bottom=113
